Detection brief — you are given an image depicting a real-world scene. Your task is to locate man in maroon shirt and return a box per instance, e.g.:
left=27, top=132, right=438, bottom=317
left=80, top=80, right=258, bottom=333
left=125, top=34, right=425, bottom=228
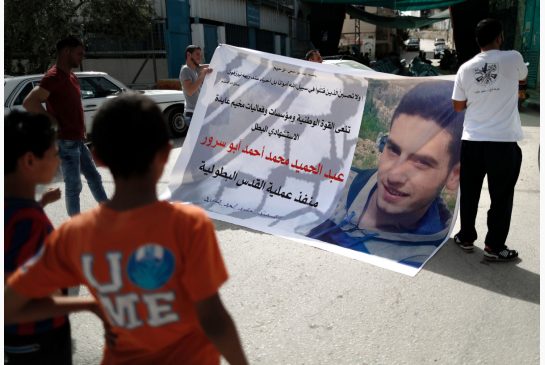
left=24, top=36, right=107, bottom=216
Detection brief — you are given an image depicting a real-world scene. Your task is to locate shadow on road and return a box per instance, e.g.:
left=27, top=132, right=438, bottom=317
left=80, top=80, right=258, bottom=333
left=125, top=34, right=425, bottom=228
left=214, top=216, right=540, bottom=305
left=425, top=239, right=539, bottom=304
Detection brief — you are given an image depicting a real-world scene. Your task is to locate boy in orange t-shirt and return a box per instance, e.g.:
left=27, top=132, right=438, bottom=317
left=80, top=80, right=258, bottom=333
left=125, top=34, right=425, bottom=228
left=5, top=94, right=248, bottom=365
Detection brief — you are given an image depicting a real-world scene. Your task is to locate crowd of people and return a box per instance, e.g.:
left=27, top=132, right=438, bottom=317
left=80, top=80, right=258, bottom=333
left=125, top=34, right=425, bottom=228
left=5, top=37, right=247, bottom=365
left=4, top=17, right=528, bottom=364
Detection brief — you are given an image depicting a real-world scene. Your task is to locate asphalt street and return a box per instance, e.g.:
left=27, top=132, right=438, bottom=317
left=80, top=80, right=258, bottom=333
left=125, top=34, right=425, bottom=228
left=40, top=107, right=540, bottom=365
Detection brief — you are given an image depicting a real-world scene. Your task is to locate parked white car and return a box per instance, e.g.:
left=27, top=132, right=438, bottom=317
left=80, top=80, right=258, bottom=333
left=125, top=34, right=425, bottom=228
left=4, top=72, right=188, bottom=137
left=434, top=38, right=446, bottom=46
left=322, top=59, right=375, bottom=72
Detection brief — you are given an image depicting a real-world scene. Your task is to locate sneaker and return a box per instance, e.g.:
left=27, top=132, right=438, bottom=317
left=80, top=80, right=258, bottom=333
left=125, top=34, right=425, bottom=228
left=453, top=234, right=474, bottom=252
left=483, top=246, right=519, bottom=262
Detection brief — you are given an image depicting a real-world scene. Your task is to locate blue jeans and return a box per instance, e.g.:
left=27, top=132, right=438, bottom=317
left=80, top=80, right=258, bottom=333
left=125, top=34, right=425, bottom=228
left=184, top=111, right=193, bottom=126
left=58, top=140, right=107, bottom=216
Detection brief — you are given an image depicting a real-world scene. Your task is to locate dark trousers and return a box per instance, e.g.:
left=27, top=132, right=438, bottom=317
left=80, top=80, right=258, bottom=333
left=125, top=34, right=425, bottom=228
left=458, top=140, right=522, bottom=250
left=5, top=322, right=72, bottom=365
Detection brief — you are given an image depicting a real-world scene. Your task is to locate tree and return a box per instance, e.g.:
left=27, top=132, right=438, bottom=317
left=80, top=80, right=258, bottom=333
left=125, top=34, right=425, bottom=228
left=5, top=0, right=78, bottom=74
left=5, top=0, right=155, bottom=74
left=79, top=0, right=154, bottom=38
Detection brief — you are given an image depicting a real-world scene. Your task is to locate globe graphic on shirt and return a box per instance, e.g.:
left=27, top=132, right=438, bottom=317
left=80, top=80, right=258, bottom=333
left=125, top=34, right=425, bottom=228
left=127, top=244, right=175, bottom=290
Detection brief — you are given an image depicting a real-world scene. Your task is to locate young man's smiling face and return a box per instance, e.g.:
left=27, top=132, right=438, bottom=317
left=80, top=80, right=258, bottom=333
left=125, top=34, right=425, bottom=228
left=376, top=113, right=460, bottom=219
left=188, top=49, right=203, bottom=67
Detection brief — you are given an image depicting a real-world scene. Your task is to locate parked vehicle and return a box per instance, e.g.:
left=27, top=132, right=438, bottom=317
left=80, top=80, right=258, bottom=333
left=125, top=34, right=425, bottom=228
left=434, top=38, right=446, bottom=46
left=405, top=38, right=420, bottom=51
left=4, top=72, right=188, bottom=137
left=322, top=57, right=375, bottom=71
left=322, top=55, right=375, bottom=71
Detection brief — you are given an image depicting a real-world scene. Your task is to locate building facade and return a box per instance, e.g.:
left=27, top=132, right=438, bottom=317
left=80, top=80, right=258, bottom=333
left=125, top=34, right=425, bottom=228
left=163, top=0, right=296, bottom=78
left=85, top=0, right=304, bottom=87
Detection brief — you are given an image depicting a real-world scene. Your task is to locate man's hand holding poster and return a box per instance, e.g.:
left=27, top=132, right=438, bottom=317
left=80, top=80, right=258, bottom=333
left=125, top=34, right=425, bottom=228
left=167, top=45, right=463, bottom=276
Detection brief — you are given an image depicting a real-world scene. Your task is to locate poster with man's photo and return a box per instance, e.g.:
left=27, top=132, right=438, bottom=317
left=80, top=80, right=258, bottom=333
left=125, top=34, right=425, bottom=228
left=167, top=45, right=463, bottom=276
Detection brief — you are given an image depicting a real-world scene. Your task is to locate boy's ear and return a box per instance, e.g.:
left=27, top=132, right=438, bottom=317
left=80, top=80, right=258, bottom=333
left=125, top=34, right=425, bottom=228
left=151, top=142, right=172, bottom=179
left=19, top=152, right=36, bottom=172
left=91, top=148, right=106, bottom=167
left=157, top=142, right=172, bottom=164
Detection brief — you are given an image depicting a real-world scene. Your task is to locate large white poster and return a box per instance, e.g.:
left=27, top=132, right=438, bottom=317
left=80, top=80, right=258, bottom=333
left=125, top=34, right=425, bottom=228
left=167, top=45, right=463, bottom=276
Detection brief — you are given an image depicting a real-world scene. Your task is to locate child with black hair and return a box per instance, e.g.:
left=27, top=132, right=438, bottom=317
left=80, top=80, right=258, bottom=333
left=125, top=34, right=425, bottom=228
left=5, top=94, right=249, bottom=365
left=4, top=110, right=72, bottom=364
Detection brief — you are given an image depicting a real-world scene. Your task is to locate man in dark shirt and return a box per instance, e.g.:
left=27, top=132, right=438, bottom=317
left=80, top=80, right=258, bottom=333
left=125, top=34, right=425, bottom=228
left=24, top=36, right=107, bottom=216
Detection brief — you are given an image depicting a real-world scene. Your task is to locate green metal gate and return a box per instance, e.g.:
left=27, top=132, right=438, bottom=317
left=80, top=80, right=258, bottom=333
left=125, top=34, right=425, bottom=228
left=521, top=0, right=539, bottom=89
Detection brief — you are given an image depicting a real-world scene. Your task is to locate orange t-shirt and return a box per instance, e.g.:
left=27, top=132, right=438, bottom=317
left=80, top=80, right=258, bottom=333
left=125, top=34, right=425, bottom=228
left=7, top=201, right=228, bottom=365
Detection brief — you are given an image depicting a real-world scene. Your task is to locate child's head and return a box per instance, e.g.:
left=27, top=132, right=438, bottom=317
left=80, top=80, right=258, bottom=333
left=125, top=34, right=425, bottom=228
left=90, top=93, right=170, bottom=179
left=5, top=111, right=59, bottom=182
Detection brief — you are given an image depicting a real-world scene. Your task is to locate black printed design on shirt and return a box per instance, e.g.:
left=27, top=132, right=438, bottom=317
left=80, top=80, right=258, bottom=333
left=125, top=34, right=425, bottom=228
left=473, top=63, right=498, bottom=86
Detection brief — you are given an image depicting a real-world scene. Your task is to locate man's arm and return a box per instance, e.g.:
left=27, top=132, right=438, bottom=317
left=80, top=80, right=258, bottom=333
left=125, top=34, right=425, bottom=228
left=182, top=67, right=213, bottom=96
left=22, top=86, right=51, bottom=115
left=452, top=99, right=467, bottom=112
left=196, top=293, right=248, bottom=365
left=4, top=286, right=98, bottom=324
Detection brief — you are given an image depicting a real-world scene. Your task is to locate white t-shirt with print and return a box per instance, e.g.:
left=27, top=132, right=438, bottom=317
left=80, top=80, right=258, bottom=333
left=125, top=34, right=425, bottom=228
left=452, top=49, right=528, bottom=141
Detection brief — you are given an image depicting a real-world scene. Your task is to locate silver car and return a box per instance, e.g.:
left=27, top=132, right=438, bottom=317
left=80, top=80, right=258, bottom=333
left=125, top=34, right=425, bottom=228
left=4, top=72, right=188, bottom=137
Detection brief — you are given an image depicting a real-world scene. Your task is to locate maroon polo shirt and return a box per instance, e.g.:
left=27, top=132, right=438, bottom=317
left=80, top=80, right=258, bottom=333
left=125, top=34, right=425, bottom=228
left=40, top=65, right=85, bottom=140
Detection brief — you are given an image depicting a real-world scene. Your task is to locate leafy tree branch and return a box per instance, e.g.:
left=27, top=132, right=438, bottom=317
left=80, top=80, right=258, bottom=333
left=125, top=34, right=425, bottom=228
left=5, top=0, right=155, bottom=74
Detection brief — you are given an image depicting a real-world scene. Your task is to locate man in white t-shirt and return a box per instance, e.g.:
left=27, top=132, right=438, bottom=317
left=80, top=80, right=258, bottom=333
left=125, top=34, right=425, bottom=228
left=451, top=18, right=528, bottom=262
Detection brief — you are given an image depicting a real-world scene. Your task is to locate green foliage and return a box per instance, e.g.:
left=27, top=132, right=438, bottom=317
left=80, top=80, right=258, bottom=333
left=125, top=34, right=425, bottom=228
left=360, top=105, right=384, bottom=142
left=5, top=0, right=155, bottom=74
left=441, top=190, right=458, bottom=212
left=5, top=0, right=78, bottom=74
left=352, top=145, right=380, bottom=170
left=79, top=0, right=154, bottom=38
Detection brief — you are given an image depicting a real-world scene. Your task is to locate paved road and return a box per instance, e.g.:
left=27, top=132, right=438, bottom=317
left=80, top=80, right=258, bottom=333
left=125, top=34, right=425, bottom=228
left=41, top=108, right=540, bottom=365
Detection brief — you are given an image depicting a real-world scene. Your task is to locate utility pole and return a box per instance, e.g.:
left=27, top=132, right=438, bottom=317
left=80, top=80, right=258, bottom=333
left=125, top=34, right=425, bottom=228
left=355, top=18, right=360, bottom=54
